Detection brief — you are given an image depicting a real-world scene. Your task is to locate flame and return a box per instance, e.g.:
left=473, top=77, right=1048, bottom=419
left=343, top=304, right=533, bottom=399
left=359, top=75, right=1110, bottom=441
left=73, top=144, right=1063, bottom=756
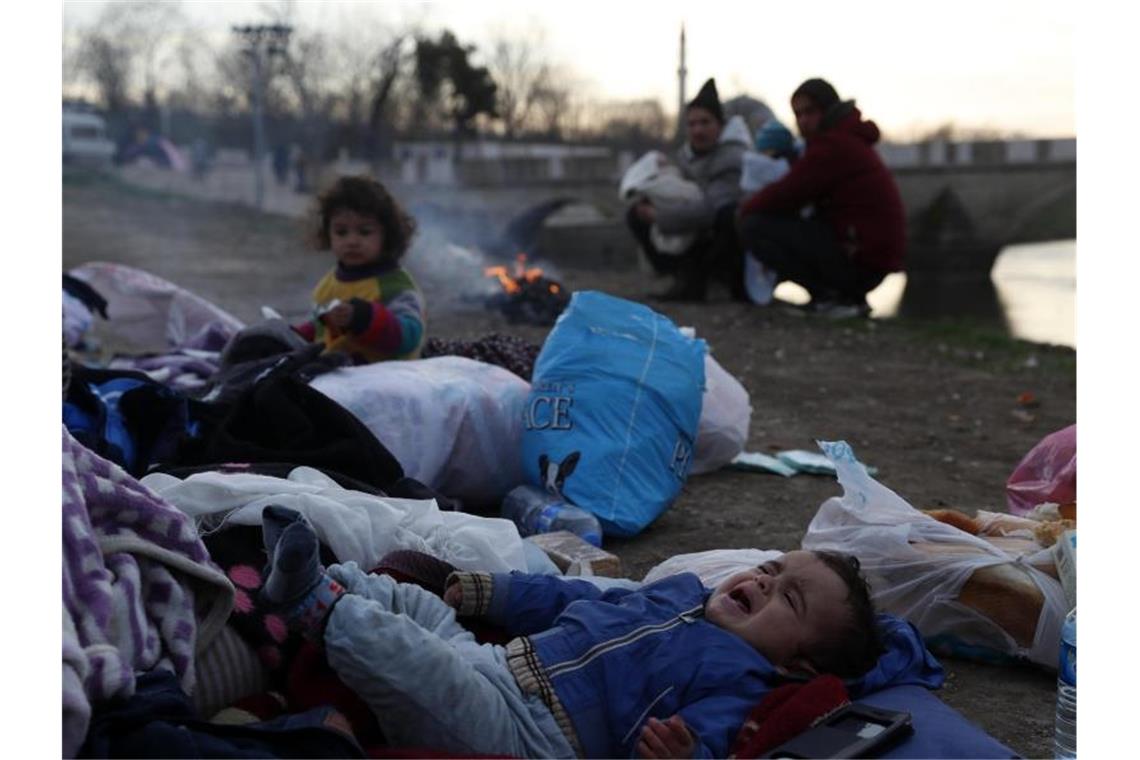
left=514, top=253, right=544, bottom=282
left=484, top=265, right=521, bottom=294
left=485, top=253, right=548, bottom=295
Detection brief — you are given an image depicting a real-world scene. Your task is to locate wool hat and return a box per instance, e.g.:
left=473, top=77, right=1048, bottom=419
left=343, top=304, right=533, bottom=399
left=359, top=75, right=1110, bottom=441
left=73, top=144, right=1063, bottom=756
left=792, top=78, right=840, bottom=112
left=754, top=119, right=796, bottom=157
left=687, top=78, right=725, bottom=123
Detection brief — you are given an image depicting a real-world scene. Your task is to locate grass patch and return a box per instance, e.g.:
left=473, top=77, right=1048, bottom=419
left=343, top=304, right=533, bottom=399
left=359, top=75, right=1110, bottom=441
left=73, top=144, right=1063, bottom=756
left=878, top=315, right=1076, bottom=372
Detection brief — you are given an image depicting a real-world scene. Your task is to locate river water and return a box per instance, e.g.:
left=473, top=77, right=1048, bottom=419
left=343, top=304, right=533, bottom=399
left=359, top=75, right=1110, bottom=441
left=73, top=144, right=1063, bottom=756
left=775, top=240, right=1076, bottom=348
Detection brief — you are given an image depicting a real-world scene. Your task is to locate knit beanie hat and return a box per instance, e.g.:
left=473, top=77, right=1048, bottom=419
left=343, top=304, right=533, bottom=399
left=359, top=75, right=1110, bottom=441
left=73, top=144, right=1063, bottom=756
left=687, top=78, right=725, bottom=124
left=792, top=78, right=840, bottom=111
left=754, top=119, right=795, bottom=156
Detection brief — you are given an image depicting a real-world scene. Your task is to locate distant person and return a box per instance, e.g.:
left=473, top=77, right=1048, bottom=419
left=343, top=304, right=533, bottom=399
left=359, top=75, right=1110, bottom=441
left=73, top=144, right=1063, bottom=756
left=737, top=78, right=906, bottom=318
left=753, top=118, right=799, bottom=161
left=627, top=78, right=750, bottom=302
left=190, top=138, right=211, bottom=181
left=272, top=143, right=290, bottom=187
left=293, top=143, right=310, bottom=193
left=292, top=176, right=426, bottom=364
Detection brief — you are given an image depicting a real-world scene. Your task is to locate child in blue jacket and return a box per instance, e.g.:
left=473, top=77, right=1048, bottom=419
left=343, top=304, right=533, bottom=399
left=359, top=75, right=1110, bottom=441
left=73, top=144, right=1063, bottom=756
left=260, top=505, right=882, bottom=759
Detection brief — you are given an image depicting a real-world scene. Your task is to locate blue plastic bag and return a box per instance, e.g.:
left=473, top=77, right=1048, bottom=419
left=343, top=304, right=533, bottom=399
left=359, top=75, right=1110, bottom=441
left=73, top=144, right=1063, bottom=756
left=521, top=291, right=706, bottom=537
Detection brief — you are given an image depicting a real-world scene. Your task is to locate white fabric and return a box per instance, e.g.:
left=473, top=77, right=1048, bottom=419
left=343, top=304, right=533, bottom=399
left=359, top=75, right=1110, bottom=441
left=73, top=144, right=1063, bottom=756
left=740, top=152, right=790, bottom=193
left=801, top=440, right=1067, bottom=669
left=642, top=548, right=784, bottom=588
left=618, top=151, right=703, bottom=255
left=141, top=466, right=530, bottom=574
left=69, top=262, right=244, bottom=352
left=310, top=357, right=532, bottom=505
left=739, top=152, right=790, bottom=306
left=720, top=115, right=754, bottom=149
left=743, top=253, right=779, bottom=306
left=692, top=354, right=752, bottom=475
left=63, top=291, right=94, bottom=348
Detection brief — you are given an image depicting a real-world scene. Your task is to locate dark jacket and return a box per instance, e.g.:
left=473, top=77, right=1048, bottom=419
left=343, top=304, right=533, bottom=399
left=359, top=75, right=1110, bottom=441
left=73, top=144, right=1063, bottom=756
left=739, top=105, right=906, bottom=273
left=453, top=570, right=943, bottom=758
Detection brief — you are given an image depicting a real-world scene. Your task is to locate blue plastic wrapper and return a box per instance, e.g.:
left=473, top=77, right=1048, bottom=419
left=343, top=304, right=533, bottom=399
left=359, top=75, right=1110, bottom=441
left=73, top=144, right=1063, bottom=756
left=521, top=291, right=706, bottom=537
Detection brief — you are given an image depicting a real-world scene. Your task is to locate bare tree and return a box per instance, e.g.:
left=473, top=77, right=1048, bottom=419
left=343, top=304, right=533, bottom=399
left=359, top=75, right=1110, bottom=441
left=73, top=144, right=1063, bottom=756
left=487, top=30, right=553, bottom=138
left=581, top=98, right=669, bottom=150
left=280, top=30, right=342, bottom=169
left=529, top=65, right=582, bottom=139
left=69, top=0, right=187, bottom=120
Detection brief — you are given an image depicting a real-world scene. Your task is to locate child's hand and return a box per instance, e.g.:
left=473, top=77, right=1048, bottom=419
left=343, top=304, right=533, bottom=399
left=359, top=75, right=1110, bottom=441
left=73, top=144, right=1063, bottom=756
left=636, top=715, right=694, bottom=759
left=443, top=582, right=463, bottom=609
left=322, top=302, right=355, bottom=330
left=635, top=200, right=657, bottom=224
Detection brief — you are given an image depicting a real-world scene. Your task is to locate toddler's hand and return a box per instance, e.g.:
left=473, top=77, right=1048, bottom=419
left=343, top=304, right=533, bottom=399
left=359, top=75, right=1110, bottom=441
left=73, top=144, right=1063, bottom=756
left=443, top=582, right=463, bottom=609
left=323, top=302, right=355, bottom=329
left=636, top=715, right=694, bottom=759
left=635, top=200, right=657, bottom=224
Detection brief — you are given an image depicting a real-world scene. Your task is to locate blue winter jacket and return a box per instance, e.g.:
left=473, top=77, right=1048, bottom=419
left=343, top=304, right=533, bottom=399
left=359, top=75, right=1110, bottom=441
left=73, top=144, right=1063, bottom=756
left=451, top=571, right=943, bottom=759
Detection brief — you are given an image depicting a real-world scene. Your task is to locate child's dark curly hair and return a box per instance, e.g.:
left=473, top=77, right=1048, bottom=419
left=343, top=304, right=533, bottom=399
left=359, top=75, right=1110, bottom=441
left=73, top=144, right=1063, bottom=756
left=807, top=551, right=884, bottom=679
left=312, top=175, right=417, bottom=260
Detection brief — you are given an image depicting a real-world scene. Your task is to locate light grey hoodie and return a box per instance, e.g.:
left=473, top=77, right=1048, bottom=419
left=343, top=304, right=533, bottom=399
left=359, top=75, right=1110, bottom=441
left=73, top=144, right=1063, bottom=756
left=655, top=115, right=752, bottom=235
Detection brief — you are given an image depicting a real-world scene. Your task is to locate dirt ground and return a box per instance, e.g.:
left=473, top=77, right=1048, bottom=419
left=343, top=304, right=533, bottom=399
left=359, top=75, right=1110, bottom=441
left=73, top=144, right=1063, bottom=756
left=63, top=175, right=1076, bottom=758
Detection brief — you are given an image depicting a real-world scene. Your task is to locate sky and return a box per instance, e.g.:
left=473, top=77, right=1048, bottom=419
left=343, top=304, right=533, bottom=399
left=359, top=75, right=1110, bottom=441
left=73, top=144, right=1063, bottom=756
left=62, top=0, right=1075, bottom=139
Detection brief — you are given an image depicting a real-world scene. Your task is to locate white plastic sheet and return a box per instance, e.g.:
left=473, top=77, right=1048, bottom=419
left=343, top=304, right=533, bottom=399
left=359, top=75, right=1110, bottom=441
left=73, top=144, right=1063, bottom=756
left=311, top=356, right=531, bottom=505
left=642, top=548, right=784, bottom=589
left=802, top=440, right=1067, bottom=668
left=69, top=262, right=244, bottom=352
left=141, top=466, right=529, bottom=574
left=692, top=353, right=752, bottom=475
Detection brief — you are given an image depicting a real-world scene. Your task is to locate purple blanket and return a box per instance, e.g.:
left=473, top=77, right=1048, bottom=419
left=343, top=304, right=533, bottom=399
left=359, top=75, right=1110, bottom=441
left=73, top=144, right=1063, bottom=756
left=62, top=427, right=233, bottom=757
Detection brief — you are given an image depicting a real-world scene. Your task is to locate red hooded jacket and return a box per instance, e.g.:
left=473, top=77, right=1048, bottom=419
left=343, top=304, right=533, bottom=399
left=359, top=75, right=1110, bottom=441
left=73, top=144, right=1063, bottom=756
left=739, top=107, right=906, bottom=273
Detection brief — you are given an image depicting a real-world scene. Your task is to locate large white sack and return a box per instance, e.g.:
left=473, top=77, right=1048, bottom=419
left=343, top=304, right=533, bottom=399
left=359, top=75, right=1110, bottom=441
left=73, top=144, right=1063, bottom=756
left=70, top=262, right=244, bottom=352
left=692, top=354, right=752, bottom=475
left=311, top=356, right=531, bottom=505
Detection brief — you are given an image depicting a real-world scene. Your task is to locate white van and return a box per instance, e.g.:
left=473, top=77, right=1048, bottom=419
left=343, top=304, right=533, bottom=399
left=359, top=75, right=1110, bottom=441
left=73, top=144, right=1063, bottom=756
left=63, top=110, right=116, bottom=166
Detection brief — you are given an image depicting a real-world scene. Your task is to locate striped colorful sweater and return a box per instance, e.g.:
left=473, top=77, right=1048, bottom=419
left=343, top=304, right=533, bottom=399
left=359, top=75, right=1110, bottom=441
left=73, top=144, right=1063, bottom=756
left=295, top=260, right=426, bottom=363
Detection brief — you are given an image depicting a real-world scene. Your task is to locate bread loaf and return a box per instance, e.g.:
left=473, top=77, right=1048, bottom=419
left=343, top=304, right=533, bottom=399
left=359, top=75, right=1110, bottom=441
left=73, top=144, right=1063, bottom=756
left=908, top=541, right=1045, bottom=647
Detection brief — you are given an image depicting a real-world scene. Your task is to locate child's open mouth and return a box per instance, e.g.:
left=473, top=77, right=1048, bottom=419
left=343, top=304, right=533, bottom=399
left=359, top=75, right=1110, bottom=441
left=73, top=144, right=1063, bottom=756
left=729, top=588, right=752, bottom=613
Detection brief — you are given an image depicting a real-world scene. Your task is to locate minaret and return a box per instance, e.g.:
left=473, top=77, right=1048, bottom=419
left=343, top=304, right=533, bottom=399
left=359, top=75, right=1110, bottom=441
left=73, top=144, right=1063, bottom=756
left=676, top=23, right=688, bottom=142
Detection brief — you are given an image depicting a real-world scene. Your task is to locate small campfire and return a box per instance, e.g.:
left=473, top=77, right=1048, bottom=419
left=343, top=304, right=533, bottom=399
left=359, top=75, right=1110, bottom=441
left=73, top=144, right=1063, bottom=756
left=483, top=254, right=570, bottom=326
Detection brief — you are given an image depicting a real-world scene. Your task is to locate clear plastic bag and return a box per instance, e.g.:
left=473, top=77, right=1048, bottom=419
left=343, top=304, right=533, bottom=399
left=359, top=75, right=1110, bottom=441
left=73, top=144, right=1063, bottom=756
left=1005, top=424, right=1076, bottom=516
left=802, top=441, right=1067, bottom=669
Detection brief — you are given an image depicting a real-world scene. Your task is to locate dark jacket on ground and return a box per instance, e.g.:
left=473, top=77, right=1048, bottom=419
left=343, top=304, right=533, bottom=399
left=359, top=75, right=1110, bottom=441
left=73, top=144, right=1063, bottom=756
left=739, top=104, right=906, bottom=273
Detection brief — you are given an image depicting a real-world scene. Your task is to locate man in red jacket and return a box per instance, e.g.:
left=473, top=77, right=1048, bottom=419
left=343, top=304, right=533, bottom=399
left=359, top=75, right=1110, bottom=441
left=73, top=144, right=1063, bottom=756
left=738, top=78, right=906, bottom=317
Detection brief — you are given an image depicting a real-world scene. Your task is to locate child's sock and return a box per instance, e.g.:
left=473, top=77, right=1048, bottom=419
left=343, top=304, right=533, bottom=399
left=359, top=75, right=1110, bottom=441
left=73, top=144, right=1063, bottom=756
left=260, top=505, right=344, bottom=637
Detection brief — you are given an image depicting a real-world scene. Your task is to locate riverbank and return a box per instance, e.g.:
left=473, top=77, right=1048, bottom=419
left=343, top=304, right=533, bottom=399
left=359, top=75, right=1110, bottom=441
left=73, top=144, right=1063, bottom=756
left=63, top=173, right=1075, bottom=757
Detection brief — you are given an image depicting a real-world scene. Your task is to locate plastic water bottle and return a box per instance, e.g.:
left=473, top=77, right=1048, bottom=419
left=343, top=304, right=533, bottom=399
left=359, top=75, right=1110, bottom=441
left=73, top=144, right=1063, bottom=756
left=501, top=485, right=603, bottom=547
left=1054, top=607, right=1076, bottom=759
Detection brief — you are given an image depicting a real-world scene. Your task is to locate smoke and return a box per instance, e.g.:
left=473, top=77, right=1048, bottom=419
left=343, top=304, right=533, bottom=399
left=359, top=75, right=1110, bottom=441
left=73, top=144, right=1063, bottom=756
left=402, top=200, right=567, bottom=315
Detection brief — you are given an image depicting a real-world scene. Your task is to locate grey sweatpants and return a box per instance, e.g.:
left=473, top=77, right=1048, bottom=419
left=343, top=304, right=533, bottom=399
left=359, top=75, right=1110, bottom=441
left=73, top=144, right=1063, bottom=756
left=323, top=562, right=576, bottom=758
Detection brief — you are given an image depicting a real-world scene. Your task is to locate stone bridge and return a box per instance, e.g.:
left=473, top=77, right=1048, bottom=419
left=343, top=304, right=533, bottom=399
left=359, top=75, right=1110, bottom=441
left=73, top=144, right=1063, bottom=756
left=111, top=137, right=1075, bottom=275
left=389, top=137, right=1077, bottom=274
